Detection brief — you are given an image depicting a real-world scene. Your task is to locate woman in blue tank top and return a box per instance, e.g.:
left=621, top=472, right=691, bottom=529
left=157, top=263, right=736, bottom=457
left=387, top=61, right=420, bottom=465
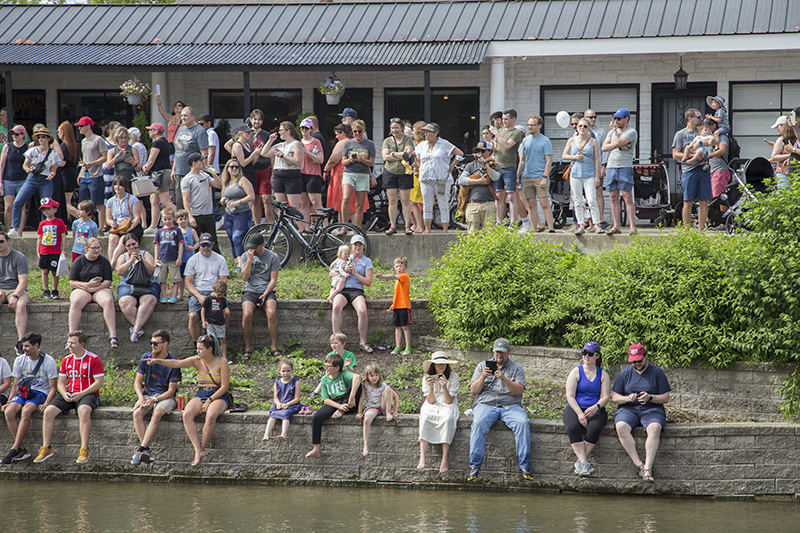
left=562, top=341, right=610, bottom=477
left=561, top=118, right=602, bottom=233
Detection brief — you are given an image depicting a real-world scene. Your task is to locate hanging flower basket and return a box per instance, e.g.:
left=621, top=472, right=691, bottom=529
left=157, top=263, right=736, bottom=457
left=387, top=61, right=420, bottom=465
left=319, top=75, right=345, bottom=105
left=120, top=77, right=151, bottom=105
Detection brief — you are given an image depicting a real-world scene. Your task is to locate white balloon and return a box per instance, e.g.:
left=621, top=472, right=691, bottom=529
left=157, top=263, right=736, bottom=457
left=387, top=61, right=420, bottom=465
left=556, top=111, right=571, bottom=129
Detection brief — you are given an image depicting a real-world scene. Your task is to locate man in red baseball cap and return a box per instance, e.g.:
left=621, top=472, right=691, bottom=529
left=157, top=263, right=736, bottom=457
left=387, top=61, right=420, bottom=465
left=610, top=343, right=672, bottom=483
left=76, top=116, right=108, bottom=229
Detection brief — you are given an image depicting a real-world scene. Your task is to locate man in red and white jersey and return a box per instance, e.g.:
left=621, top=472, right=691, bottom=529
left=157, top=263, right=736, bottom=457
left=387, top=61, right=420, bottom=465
left=34, top=330, right=104, bottom=464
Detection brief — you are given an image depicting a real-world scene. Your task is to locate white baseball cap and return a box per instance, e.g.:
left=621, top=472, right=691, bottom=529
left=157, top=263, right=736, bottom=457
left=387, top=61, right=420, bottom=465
left=771, top=116, right=787, bottom=129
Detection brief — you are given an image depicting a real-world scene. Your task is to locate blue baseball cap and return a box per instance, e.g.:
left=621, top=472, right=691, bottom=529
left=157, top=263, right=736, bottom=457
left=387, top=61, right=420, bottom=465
left=581, top=341, right=600, bottom=354
left=338, top=108, right=357, bottom=119
left=613, top=108, right=631, bottom=119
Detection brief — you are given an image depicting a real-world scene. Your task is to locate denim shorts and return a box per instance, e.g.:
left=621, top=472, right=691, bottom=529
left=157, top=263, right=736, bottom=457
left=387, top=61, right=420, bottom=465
left=494, top=167, right=518, bottom=193
left=2, top=179, right=25, bottom=197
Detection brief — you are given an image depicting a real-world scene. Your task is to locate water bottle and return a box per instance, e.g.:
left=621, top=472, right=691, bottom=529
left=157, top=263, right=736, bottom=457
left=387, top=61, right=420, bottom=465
left=313, top=146, right=319, bottom=156
left=83, top=169, right=90, bottom=184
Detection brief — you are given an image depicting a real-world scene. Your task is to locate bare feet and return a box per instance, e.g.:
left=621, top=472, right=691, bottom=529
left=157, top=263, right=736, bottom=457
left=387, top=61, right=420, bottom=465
left=262, top=435, right=269, bottom=441
left=277, top=434, right=287, bottom=442
left=191, top=451, right=206, bottom=466
left=386, top=413, right=394, bottom=422
left=305, top=449, right=320, bottom=458
left=416, top=459, right=426, bottom=470
left=362, top=446, right=369, bottom=456
left=326, top=297, right=333, bottom=304
left=331, top=410, right=344, bottom=419
left=439, top=460, right=449, bottom=473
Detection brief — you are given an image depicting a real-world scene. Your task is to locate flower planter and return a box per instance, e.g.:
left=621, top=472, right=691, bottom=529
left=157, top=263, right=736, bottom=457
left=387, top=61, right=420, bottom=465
left=127, top=94, right=142, bottom=106
left=325, top=94, right=341, bottom=105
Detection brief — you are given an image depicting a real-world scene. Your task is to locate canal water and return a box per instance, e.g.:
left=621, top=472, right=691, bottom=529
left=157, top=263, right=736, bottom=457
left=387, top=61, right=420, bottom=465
left=2, top=480, right=798, bottom=532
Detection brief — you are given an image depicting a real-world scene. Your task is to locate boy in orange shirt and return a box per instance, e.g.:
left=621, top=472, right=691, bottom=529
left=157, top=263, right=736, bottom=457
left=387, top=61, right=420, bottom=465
left=375, top=256, right=412, bottom=355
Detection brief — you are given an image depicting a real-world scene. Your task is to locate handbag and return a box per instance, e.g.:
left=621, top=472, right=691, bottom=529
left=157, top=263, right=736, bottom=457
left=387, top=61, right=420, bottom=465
left=126, top=254, right=152, bottom=296
left=132, top=175, right=157, bottom=197
left=18, top=356, right=45, bottom=401
left=150, top=169, right=166, bottom=188
left=109, top=195, right=133, bottom=235
left=562, top=137, right=592, bottom=181
left=200, top=357, right=234, bottom=409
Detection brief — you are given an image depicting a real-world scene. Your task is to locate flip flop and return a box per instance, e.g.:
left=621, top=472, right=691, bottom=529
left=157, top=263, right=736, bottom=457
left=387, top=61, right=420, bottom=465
left=359, top=343, right=374, bottom=354
left=241, top=351, right=252, bottom=362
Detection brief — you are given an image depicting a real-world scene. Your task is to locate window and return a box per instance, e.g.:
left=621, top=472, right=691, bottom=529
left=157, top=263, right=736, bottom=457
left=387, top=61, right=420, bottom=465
left=0, top=89, right=46, bottom=139
left=58, top=90, right=136, bottom=128
left=384, top=88, right=480, bottom=151
left=730, top=81, right=800, bottom=158
left=209, top=89, right=302, bottom=132
left=541, top=86, right=639, bottom=159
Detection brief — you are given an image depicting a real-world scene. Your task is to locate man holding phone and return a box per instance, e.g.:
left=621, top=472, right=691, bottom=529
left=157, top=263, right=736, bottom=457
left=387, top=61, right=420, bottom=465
left=240, top=232, right=281, bottom=359
left=467, top=337, right=532, bottom=481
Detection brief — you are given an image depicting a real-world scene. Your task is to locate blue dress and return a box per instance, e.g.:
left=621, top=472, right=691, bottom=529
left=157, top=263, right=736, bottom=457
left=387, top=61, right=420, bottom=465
left=269, top=376, right=302, bottom=420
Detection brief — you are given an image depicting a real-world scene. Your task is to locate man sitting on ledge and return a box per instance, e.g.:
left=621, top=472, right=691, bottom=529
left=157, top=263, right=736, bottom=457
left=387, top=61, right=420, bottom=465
left=468, top=337, right=532, bottom=481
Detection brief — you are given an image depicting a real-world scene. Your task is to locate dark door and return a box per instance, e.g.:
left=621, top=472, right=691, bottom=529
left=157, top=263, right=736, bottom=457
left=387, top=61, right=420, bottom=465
left=314, top=88, right=373, bottom=153
left=652, top=82, right=717, bottom=197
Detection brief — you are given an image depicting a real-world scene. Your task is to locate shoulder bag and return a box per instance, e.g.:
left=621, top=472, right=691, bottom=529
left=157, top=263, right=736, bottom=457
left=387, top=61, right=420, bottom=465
left=18, top=356, right=46, bottom=400
left=562, top=136, right=592, bottom=181
left=126, top=253, right=153, bottom=297
left=109, top=195, right=133, bottom=235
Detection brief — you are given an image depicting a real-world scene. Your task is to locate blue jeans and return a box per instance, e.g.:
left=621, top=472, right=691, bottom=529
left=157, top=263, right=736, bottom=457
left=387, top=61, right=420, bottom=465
left=13, top=175, right=53, bottom=228
left=469, top=403, right=531, bottom=470
left=224, top=209, right=253, bottom=259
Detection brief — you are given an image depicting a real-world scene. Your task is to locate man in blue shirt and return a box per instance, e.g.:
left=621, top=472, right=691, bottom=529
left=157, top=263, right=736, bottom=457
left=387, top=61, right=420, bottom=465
left=131, top=329, right=181, bottom=466
left=517, top=115, right=554, bottom=233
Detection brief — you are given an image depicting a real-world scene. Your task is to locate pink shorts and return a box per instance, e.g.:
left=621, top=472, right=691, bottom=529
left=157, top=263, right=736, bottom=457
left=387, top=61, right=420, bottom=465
left=710, top=170, right=730, bottom=198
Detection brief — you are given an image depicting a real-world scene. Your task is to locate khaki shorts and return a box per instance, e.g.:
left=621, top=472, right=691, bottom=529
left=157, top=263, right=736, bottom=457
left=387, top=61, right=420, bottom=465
left=522, top=177, right=549, bottom=199
left=0, top=288, right=30, bottom=303
left=144, top=395, right=177, bottom=414
left=464, top=202, right=496, bottom=233
left=156, top=263, right=182, bottom=283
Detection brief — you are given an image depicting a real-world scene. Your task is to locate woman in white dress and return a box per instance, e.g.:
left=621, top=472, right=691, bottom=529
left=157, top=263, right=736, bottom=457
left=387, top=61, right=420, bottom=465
left=417, top=352, right=460, bottom=473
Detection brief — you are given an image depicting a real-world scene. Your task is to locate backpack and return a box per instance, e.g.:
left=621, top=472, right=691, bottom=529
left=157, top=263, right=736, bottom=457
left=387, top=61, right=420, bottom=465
left=17, top=356, right=45, bottom=400
left=727, top=135, right=741, bottom=162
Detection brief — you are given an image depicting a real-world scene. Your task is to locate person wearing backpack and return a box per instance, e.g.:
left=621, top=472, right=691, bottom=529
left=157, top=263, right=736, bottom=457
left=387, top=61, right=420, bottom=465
left=1, top=332, right=58, bottom=464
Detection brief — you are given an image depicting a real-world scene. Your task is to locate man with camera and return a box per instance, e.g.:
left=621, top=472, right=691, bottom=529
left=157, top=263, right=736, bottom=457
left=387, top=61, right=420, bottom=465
left=467, top=337, right=532, bottom=481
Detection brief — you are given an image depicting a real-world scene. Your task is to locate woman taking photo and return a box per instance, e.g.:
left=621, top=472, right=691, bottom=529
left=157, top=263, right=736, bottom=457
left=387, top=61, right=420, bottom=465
left=770, top=121, right=798, bottom=188
left=562, top=117, right=601, bottom=233
left=68, top=237, right=118, bottom=348
left=341, top=119, right=375, bottom=228
left=219, top=158, right=255, bottom=259
left=0, top=124, right=29, bottom=232
left=417, top=352, right=460, bottom=473
left=105, top=176, right=145, bottom=265
left=106, top=126, right=141, bottom=181
left=414, top=122, right=463, bottom=233
left=381, top=117, right=416, bottom=235
left=229, top=124, right=260, bottom=222
left=115, top=233, right=159, bottom=343
left=563, top=341, right=610, bottom=477
left=57, top=121, right=80, bottom=219
left=299, top=118, right=325, bottom=231
left=148, top=334, right=230, bottom=466
left=10, top=127, right=62, bottom=237
left=261, top=121, right=304, bottom=224
left=155, top=96, right=185, bottom=144
left=142, top=123, right=176, bottom=234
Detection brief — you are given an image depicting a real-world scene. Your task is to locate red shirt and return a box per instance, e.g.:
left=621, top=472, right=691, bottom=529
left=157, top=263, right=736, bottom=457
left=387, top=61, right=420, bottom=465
left=59, top=350, right=105, bottom=395
left=38, top=217, right=68, bottom=255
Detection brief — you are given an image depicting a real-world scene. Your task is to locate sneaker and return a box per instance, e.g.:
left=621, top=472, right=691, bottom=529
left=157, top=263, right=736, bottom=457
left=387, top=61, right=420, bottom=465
left=143, top=228, right=157, bottom=236
left=140, top=449, right=154, bottom=464
left=517, top=225, right=531, bottom=235
left=76, top=447, right=89, bottom=464
left=33, top=445, right=54, bottom=463
left=598, top=220, right=610, bottom=231
left=7, top=229, right=20, bottom=237
left=51, top=290, right=60, bottom=300
left=43, top=290, right=51, bottom=300
left=168, top=297, right=178, bottom=303
left=391, top=346, right=403, bottom=355
left=579, top=461, right=595, bottom=477
left=467, top=467, right=481, bottom=481
left=160, top=297, right=167, bottom=303
left=574, top=460, right=582, bottom=475
left=520, top=467, right=533, bottom=481
left=13, top=447, right=30, bottom=461
left=15, top=341, right=23, bottom=357
left=215, top=218, right=225, bottom=230
left=402, top=347, right=412, bottom=355
left=131, top=450, right=142, bottom=466
left=2, top=448, right=17, bottom=465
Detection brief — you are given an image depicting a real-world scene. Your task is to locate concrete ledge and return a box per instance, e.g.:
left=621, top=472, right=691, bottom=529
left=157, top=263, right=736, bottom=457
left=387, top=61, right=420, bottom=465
left=1, top=407, right=798, bottom=498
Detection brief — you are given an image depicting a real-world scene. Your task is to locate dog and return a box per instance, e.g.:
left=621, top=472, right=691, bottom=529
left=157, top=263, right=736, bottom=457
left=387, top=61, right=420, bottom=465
left=456, top=156, right=500, bottom=216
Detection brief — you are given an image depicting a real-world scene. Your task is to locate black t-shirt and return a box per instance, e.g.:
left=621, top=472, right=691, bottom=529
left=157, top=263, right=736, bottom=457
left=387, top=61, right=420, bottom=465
left=151, top=137, right=171, bottom=172
left=312, top=131, right=330, bottom=169
left=252, top=130, right=272, bottom=170
left=201, top=295, right=228, bottom=325
left=69, top=254, right=113, bottom=283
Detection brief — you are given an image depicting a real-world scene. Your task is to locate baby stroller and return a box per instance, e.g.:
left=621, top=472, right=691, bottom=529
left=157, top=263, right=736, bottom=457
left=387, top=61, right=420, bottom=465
left=707, top=156, right=773, bottom=234
left=620, top=161, right=675, bottom=227
left=364, top=172, right=392, bottom=233
left=549, top=161, right=572, bottom=229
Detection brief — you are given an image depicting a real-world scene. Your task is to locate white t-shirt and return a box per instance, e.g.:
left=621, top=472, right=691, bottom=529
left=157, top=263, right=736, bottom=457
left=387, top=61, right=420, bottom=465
left=11, top=353, right=59, bottom=396
left=207, top=129, right=220, bottom=172
left=0, top=357, right=11, bottom=397
left=184, top=251, right=229, bottom=292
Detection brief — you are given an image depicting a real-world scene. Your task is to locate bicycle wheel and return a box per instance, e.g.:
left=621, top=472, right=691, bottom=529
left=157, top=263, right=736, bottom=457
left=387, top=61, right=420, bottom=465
left=243, top=223, right=293, bottom=267
left=316, top=223, right=371, bottom=267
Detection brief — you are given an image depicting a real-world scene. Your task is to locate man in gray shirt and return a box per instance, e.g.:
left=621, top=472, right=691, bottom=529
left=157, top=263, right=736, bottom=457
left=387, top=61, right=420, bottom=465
left=184, top=233, right=228, bottom=342
left=468, top=338, right=532, bottom=481
left=171, top=106, right=209, bottom=210
left=77, top=116, right=108, bottom=232
left=181, top=153, right=221, bottom=253
left=458, top=141, right=499, bottom=233
left=0, top=229, right=30, bottom=355
left=602, top=108, right=638, bottom=235
left=672, top=108, right=713, bottom=231
left=240, top=233, right=281, bottom=359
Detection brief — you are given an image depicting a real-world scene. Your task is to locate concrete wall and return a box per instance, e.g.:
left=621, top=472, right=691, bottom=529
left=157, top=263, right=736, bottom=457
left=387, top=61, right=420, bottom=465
left=1, top=407, right=798, bottom=499
left=424, top=338, right=794, bottom=422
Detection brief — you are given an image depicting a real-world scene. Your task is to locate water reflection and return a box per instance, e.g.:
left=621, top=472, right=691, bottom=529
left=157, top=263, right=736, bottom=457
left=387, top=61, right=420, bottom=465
left=1, top=481, right=798, bottom=532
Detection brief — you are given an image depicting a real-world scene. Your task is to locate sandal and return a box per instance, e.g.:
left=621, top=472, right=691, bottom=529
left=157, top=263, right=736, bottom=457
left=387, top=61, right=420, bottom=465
left=271, top=349, right=283, bottom=358
left=108, top=337, right=120, bottom=349
left=385, top=227, right=397, bottom=235
left=405, top=228, right=414, bottom=235
left=359, top=343, right=374, bottom=354
left=241, top=351, right=252, bottom=362
left=639, top=466, right=655, bottom=483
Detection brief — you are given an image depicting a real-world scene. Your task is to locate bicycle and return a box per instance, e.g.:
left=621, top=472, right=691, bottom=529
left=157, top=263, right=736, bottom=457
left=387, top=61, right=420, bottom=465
left=242, top=202, right=371, bottom=268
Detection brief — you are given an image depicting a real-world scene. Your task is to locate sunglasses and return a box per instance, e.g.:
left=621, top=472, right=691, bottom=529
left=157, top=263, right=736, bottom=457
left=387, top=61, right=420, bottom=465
left=150, top=340, right=165, bottom=346
left=581, top=350, right=598, bottom=356
left=578, top=125, right=589, bottom=129
left=352, top=129, right=364, bottom=133
left=585, top=115, right=597, bottom=119
left=200, top=243, right=213, bottom=248
left=198, top=335, right=213, bottom=342
left=0, top=240, right=6, bottom=244
left=228, top=165, right=240, bottom=169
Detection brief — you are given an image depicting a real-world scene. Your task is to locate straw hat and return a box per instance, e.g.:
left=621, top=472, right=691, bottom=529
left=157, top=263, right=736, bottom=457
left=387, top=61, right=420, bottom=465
left=32, top=127, right=53, bottom=141
left=422, top=351, right=460, bottom=373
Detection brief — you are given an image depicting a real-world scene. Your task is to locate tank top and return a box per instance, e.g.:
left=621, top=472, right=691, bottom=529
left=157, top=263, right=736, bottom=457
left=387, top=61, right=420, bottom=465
left=197, top=366, right=221, bottom=388
left=3, top=143, right=27, bottom=182
left=569, top=137, right=595, bottom=178
left=224, top=179, right=249, bottom=214
left=574, top=365, right=602, bottom=409
left=236, top=141, right=257, bottom=184
left=181, top=227, right=194, bottom=264
left=111, top=145, right=135, bottom=179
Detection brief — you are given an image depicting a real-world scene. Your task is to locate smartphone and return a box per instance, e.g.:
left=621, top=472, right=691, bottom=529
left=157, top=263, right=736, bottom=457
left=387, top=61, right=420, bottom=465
left=155, top=84, right=161, bottom=96
left=349, top=254, right=355, bottom=263
left=485, top=360, right=498, bottom=372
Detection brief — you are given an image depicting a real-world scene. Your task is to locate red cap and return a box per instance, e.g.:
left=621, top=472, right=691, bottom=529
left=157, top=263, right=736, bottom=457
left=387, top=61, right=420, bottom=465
left=628, top=343, right=646, bottom=362
left=40, top=197, right=60, bottom=210
left=146, top=123, right=165, bottom=133
left=75, top=116, right=94, bottom=127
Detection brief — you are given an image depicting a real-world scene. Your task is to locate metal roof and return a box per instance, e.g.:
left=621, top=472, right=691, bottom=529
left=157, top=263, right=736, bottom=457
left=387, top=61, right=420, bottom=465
left=0, top=0, right=797, bottom=69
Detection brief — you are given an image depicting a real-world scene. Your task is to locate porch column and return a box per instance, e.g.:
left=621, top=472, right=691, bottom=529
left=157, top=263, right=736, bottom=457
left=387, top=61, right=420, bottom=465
left=424, top=70, right=431, bottom=122
left=490, top=58, right=505, bottom=118
left=243, top=71, right=251, bottom=118
left=4, top=71, right=12, bottom=127
left=151, top=72, right=167, bottom=127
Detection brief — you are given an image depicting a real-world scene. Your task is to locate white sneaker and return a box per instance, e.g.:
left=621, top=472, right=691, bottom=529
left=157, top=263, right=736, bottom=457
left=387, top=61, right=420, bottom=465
left=579, top=461, right=595, bottom=477
left=7, top=229, right=20, bottom=237
left=517, top=225, right=531, bottom=235
left=143, top=228, right=157, bottom=236
left=574, top=460, right=582, bottom=475
left=215, top=218, right=225, bottom=230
